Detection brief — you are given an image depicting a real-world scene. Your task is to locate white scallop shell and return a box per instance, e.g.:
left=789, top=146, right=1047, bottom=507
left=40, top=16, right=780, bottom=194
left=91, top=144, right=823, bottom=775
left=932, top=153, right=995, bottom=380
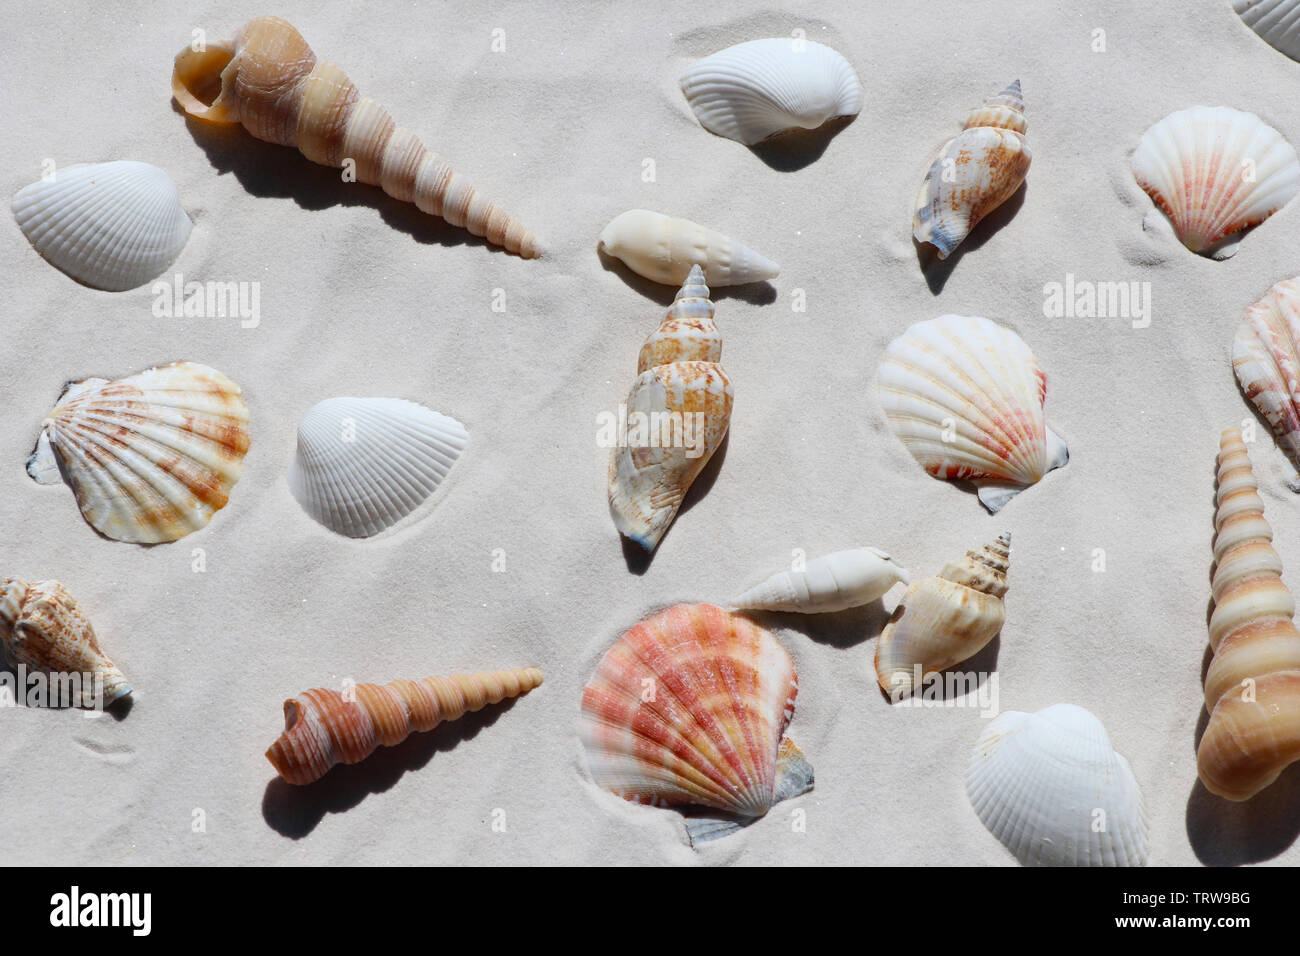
left=679, top=37, right=862, bottom=146
left=288, top=397, right=468, bottom=538
left=1232, top=275, right=1300, bottom=489
left=966, top=704, right=1150, bottom=867
left=1131, top=106, right=1300, bottom=259
left=731, top=547, right=908, bottom=613
left=1234, top=0, right=1300, bottom=61
left=11, top=161, right=193, bottom=291
left=598, top=209, right=779, bottom=287
left=875, top=315, right=1068, bottom=512
left=26, top=361, right=250, bottom=544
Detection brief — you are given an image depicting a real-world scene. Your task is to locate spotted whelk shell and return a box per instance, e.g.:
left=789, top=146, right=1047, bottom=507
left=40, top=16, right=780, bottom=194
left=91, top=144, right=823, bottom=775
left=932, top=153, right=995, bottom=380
left=288, top=397, right=467, bottom=538
left=1131, top=106, right=1300, bottom=258
left=0, top=579, right=130, bottom=708
left=876, top=315, right=1068, bottom=512
left=26, top=361, right=250, bottom=544
left=578, top=603, right=813, bottom=844
left=11, top=161, right=192, bottom=291
left=679, top=37, right=862, bottom=146
left=913, top=80, right=1030, bottom=259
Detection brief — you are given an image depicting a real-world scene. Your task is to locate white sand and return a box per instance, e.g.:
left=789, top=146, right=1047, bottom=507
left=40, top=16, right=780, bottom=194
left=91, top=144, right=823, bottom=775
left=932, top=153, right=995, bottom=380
left=4, top=0, right=1300, bottom=865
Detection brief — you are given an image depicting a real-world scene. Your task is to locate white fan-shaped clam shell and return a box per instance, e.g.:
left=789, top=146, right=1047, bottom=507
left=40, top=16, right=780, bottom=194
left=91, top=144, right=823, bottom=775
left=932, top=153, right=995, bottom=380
left=876, top=315, right=1068, bottom=512
left=966, top=704, right=1149, bottom=867
left=598, top=209, right=779, bottom=287
left=1233, top=275, right=1300, bottom=489
left=1235, top=0, right=1300, bottom=61
left=11, top=161, right=192, bottom=291
left=26, top=361, right=249, bottom=544
left=731, top=547, right=908, bottom=613
left=679, top=37, right=862, bottom=146
left=1131, top=106, right=1300, bottom=259
left=288, top=397, right=468, bottom=538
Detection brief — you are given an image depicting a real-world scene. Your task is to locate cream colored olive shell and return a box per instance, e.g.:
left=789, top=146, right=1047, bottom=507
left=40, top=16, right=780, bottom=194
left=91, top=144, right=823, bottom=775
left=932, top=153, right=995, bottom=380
left=598, top=209, right=779, bottom=287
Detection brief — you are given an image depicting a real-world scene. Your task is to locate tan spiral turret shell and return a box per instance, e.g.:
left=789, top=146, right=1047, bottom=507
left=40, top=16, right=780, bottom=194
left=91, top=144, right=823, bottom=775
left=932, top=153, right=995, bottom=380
left=266, top=667, right=543, bottom=784
left=1199, top=428, right=1300, bottom=800
left=172, top=16, right=539, bottom=257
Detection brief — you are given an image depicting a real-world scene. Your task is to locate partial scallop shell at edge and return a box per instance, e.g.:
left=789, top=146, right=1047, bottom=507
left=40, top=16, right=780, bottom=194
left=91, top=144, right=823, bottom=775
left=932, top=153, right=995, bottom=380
left=1131, top=106, right=1300, bottom=259
left=288, top=397, right=468, bottom=538
left=966, top=704, right=1150, bottom=866
left=1234, top=0, right=1300, bottom=61
left=26, top=361, right=249, bottom=544
left=1233, top=276, right=1300, bottom=489
left=12, top=161, right=192, bottom=291
left=578, top=603, right=813, bottom=845
left=876, top=315, right=1068, bottom=512
left=679, top=38, right=862, bottom=146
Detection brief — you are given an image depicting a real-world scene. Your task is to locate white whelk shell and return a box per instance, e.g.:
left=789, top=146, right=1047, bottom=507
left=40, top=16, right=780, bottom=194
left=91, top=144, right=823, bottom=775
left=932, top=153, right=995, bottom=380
left=876, top=315, right=1068, bottom=512
left=11, top=161, right=192, bottom=291
left=966, top=704, right=1150, bottom=867
left=598, top=209, right=779, bottom=287
left=1131, top=106, right=1300, bottom=259
left=731, top=547, right=908, bottom=613
left=288, top=397, right=468, bottom=538
left=679, top=38, right=862, bottom=147
left=1234, top=0, right=1300, bottom=62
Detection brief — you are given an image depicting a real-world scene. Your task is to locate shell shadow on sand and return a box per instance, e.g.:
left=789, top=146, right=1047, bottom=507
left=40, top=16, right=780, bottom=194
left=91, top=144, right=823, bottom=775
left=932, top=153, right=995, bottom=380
left=177, top=108, right=502, bottom=256
left=748, top=115, right=857, bottom=172
left=261, top=698, right=521, bottom=838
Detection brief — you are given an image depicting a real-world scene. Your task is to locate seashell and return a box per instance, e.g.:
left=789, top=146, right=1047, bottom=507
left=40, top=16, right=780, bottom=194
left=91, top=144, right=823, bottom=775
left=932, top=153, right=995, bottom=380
left=1234, top=0, right=1300, bottom=62
left=876, top=315, right=1068, bottom=512
left=288, top=397, right=467, bottom=539
left=966, top=703, right=1149, bottom=866
left=12, top=161, right=192, bottom=292
left=578, top=603, right=813, bottom=844
left=875, top=533, right=1010, bottom=698
left=171, top=16, right=539, bottom=257
left=0, top=579, right=130, bottom=708
left=1131, top=106, right=1300, bottom=259
left=731, top=547, right=909, bottom=613
left=678, top=37, right=862, bottom=146
left=266, top=667, right=542, bottom=784
left=608, top=266, right=732, bottom=551
left=913, top=80, right=1030, bottom=259
left=598, top=209, right=779, bottom=287
left=26, top=361, right=250, bottom=544
left=1232, top=277, right=1300, bottom=490
left=1199, top=429, right=1300, bottom=800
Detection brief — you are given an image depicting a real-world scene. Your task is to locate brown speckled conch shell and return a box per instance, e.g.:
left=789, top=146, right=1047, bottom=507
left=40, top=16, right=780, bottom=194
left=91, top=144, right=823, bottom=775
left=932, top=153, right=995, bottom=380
left=171, top=16, right=540, bottom=257
left=0, top=579, right=130, bottom=708
left=266, top=667, right=543, bottom=784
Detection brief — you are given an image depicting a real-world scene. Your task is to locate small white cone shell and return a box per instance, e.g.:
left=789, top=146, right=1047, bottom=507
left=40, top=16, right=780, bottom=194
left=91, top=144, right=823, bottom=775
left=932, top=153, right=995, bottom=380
left=966, top=704, right=1150, bottom=867
left=12, top=161, right=193, bottom=291
left=288, top=397, right=468, bottom=538
left=679, top=37, right=862, bottom=146
left=1235, top=0, right=1300, bottom=61
left=731, top=547, right=908, bottom=613
left=598, top=209, right=779, bottom=287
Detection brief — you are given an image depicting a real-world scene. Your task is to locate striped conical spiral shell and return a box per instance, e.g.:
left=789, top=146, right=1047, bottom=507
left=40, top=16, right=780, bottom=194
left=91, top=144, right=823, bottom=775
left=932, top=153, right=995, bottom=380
left=171, top=16, right=539, bottom=257
left=875, top=532, right=1010, bottom=697
left=608, top=265, right=734, bottom=552
left=1199, top=429, right=1300, bottom=800
left=266, top=667, right=543, bottom=784
left=0, top=579, right=130, bottom=708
